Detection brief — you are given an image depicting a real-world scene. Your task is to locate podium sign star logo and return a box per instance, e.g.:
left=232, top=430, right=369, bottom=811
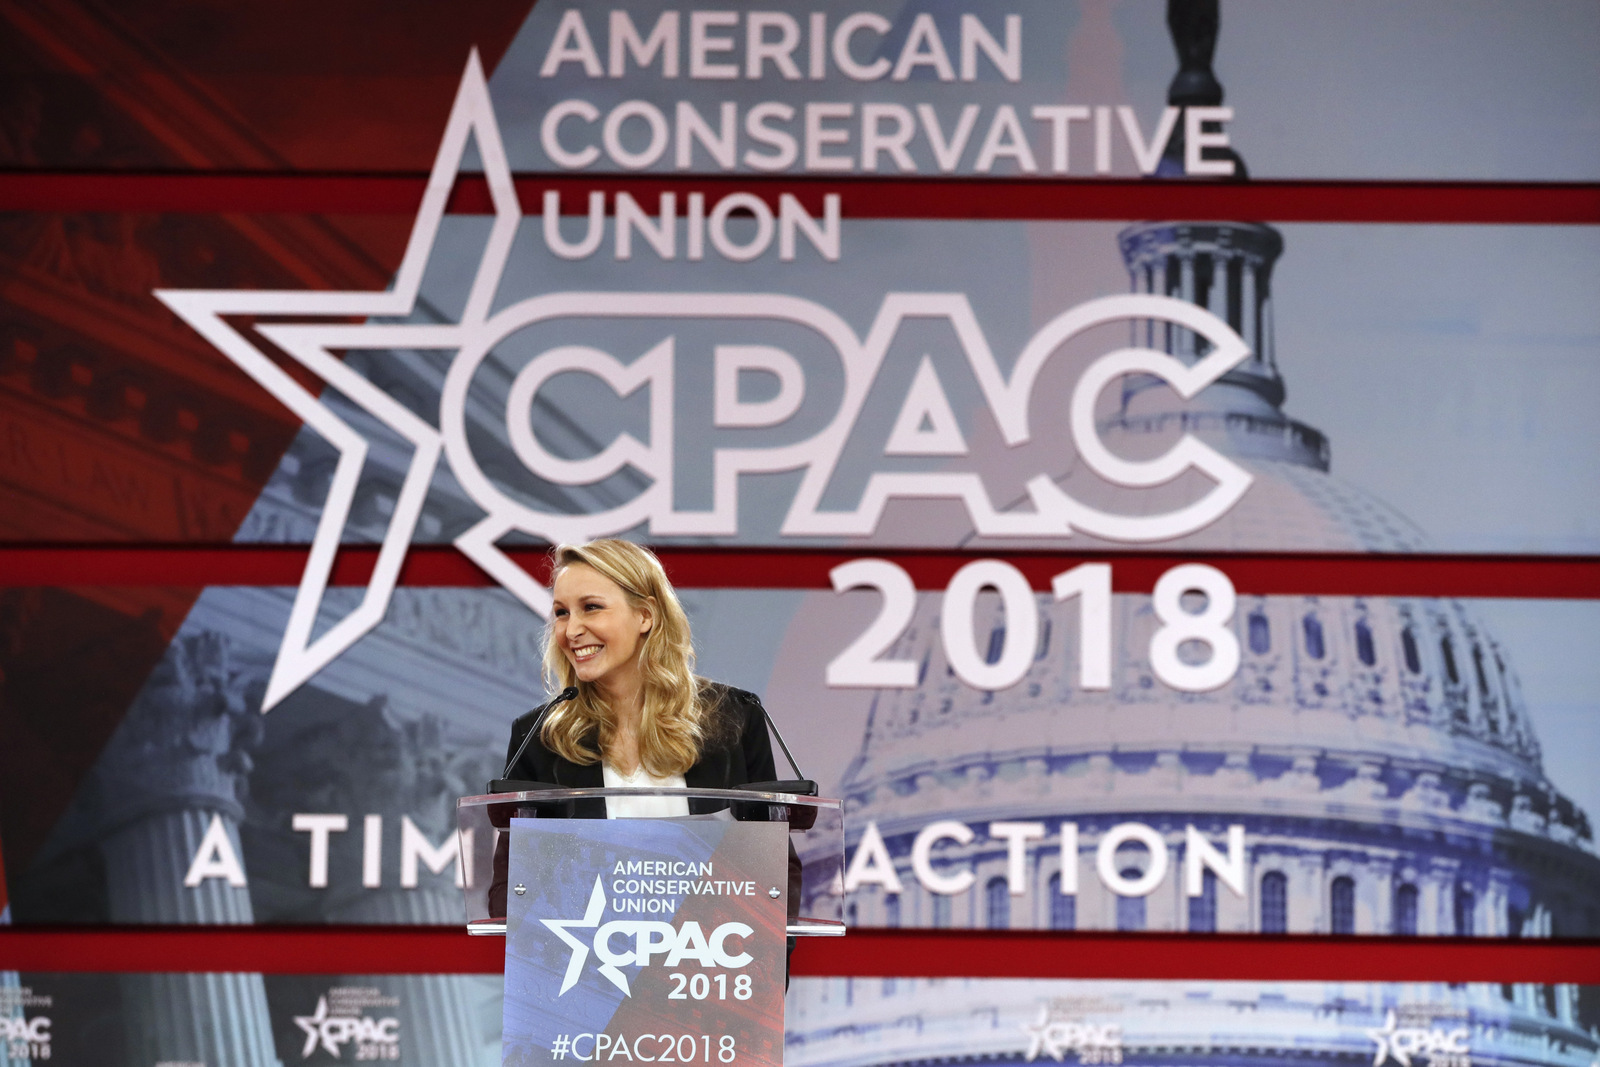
left=541, top=877, right=632, bottom=996
left=155, top=51, right=524, bottom=711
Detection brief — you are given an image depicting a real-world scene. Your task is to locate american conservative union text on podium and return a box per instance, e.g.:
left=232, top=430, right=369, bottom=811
left=458, top=786, right=845, bottom=1067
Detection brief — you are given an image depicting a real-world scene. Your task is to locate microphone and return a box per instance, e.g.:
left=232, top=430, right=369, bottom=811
left=489, top=686, right=579, bottom=794
left=737, top=695, right=819, bottom=830
left=745, top=695, right=816, bottom=799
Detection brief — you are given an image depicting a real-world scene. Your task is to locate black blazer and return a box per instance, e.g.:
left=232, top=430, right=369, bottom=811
left=503, top=681, right=780, bottom=818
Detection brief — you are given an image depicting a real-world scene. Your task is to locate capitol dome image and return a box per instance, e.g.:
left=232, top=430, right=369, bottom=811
left=784, top=214, right=1600, bottom=1067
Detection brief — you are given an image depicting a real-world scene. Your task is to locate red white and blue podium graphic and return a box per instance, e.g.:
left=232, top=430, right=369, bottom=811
left=503, top=818, right=787, bottom=1067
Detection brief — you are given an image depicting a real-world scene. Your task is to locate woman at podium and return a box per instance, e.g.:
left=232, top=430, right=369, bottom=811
left=501, top=538, right=782, bottom=819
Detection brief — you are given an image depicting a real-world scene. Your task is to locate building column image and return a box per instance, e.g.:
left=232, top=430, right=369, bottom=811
left=1147, top=259, right=1168, bottom=350
left=1260, top=289, right=1276, bottom=370
left=1239, top=256, right=1259, bottom=358
left=1423, top=859, right=1461, bottom=936
left=1215, top=845, right=1250, bottom=933
left=85, top=630, right=281, bottom=1067
left=1207, top=246, right=1232, bottom=332
left=1177, top=251, right=1198, bottom=359
left=255, top=699, right=489, bottom=1066
left=1353, top=862, right=1383, bottom=935
left=0, top=968, right=27, bottom=1067
left=1484, top=873, right=1513, bottom=937
left=1289, top=852, right=1324, bottom=933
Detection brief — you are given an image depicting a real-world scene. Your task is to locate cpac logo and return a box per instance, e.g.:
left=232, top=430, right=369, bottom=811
left=1366, top=1011, right=1471, bottom=1067
left=545, top=877, right=753, bottom=997
left=293, top=997, right=400, bottom=1060
left=0, top=1016, right=50, bottom=1043
left=1023, top=1007, right=1122, bottom=1064
left=158, top=52, right=1254, bottom=711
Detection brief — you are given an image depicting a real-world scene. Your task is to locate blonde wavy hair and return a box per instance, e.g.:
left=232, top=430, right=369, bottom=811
left=539, top=539, right=707, bottom=776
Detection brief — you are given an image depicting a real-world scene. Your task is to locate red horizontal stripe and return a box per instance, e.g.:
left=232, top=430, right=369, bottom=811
left=0, top=926, right=1595, bottom=981
left=1, top=171, right=1596, bottom=224
left=795, top=930, right=1600, bottom=983
left=0, top=545, right=1595, bottom=599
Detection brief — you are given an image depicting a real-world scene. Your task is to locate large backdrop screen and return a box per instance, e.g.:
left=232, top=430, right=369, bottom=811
left=1, top=1, right=1597, bottom=1065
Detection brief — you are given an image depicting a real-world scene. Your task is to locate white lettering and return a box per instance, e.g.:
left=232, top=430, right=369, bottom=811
left=544, top=189, right=606, bottom=259
left=861, top=103, right=917, bottom=172
left=362, top=814, right=383, bottom=888
left=1184, top=106, right=1235, bottom=176
left=689, top=11, right=739, bottom=79
left=1096, top=822, right=1169, bottom=897
left=675, top=101, right=736, bottom=169
left=744, top=102, right=797, bottom=170
left=292, top=813, right=348, bottom=888
left=990, top=821, right=1046, bottom=895
left=832, top=12, right=891, bottom=81
left=1185, top=824, right=1246, bottom=897
left=615, top=192, right=676, bottom=260
left=747, top=12, right=802, bottom=79
left=708, top=192, right=774, bottom=261
left=805, top=102, right=854, bottom=171
left=400, top=815, right=462, bottom=888
left=715, top=344, right=805, bottom=428
left=183, top=813, right=247, bottom=888
left=542, top=99, right=601, bottom=168
left=911, top=819, right=975, bottom=895
left=843, top=820, right=905, bottom=893
left=893, top=14, right=955, bottom=82
left=960, top=14, right=1021, bottom=81
left=779, top=192, right=840, bottom=261
left=603, top=100, right=670, bottom=169
left=542, top=11, right=603, bottom=77
left=974, top=104, right=1037, bottom=173
left=609, top=11, right=679, bottom=78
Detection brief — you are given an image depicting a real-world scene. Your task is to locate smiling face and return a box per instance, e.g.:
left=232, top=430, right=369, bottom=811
left=550, top=562, right=653, bottom=701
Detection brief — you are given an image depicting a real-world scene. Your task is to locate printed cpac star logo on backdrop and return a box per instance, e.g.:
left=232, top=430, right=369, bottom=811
left=1365, top=1010, right=1472, bottom=1067
left=157, top=52, right=1255, bottom=709
left=293, top=990, right=401, bottom=1060
left=0, top=1014, right=51, bottom=1060
left=1023, top=1004, right=1122, bottom=1064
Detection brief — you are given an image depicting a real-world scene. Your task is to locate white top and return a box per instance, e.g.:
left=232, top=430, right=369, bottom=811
left=601, top=761, right=691, bottom=819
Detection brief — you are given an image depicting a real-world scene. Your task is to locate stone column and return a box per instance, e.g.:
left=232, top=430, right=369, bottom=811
left=1207, top=248, right=1231, bottom=328
left=1240, top=258, right=1258, bottom=357
left=86, top=630, right=281, bottom=1067
left=1150, top=258, right=1169, bottom=351
left=1177, top=252, right=1198, bottom=359
left=260, top=701, right=487, bottom=1067
left=1261, top=289, right=1277, bottom=370
left=0, top=969, right=21, bottom=1067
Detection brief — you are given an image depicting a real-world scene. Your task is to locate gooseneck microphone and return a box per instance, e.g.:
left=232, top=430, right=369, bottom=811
left=489, top=686, right=578, bottom=794
left=746, top=695, right=817, bottom=798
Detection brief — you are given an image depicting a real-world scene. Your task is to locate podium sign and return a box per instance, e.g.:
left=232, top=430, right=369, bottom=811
left=502, top=818, right=788, bottom=1067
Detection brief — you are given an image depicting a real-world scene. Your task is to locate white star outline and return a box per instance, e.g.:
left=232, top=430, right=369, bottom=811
left=540, top=876, right=631, bottom=997
left=156, top=50, right=519, bottom=711
left=158, top=53, right=1256, bottom=712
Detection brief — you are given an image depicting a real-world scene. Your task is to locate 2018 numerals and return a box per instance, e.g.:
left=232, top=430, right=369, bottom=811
left=828, top=559, right=1237, bottom=693
left=667, top=973, right=753, bottom=1001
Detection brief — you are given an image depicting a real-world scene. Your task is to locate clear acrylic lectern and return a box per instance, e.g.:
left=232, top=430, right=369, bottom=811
left=456, top=786, right=846, bottom=939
